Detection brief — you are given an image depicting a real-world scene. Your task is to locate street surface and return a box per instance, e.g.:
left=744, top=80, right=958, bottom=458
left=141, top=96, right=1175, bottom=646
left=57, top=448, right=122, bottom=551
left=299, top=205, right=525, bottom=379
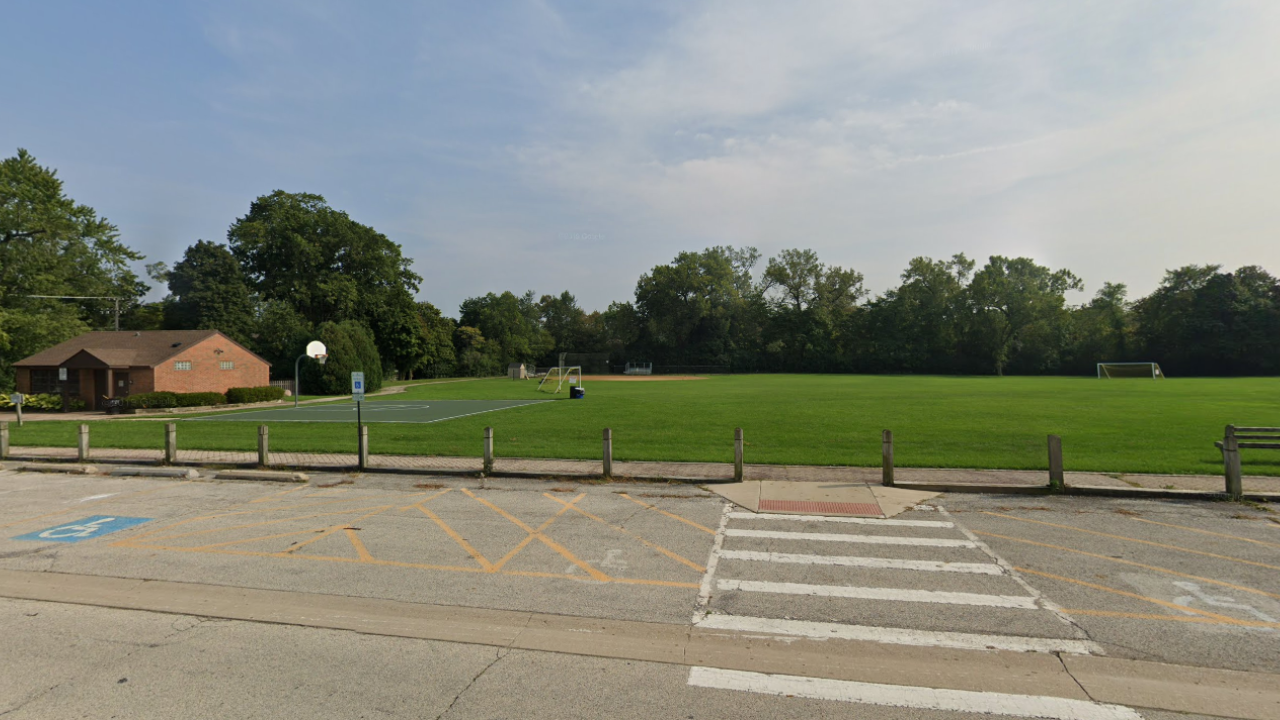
left=0, top=467, right=1276, bottom=718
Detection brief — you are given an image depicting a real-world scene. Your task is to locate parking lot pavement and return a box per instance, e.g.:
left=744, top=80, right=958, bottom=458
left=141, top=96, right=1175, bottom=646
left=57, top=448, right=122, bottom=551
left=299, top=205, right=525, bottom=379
left=694, top=492, right=1279, bottom=674
left=0, top=471, right=723, bottom=624
left=3, top=469, right=1279, bottom=717
left=945, top=495, right=1280, bottom=674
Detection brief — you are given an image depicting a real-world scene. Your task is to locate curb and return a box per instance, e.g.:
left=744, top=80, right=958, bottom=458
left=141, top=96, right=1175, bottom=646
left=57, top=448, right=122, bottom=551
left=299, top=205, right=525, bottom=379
left=13, top=463, right=98, bottom=475
left=213, top=470, right=310, bottom=483
left=107, top=466, right=200, bottom=479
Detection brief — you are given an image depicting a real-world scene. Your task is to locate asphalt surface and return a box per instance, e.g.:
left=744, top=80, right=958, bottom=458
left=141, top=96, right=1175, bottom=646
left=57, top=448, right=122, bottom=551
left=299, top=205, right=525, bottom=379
left=0, top=467, right=1276, bottom=718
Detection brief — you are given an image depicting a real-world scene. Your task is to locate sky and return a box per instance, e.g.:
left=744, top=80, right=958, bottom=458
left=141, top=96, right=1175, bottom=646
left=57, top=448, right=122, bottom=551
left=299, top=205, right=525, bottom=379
left=4, top=0, right=1279, bottom=316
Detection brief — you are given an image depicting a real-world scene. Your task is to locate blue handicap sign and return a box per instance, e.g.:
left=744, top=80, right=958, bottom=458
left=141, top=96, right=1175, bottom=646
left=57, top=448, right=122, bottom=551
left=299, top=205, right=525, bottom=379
left=13, top=515, right=152, bottom=543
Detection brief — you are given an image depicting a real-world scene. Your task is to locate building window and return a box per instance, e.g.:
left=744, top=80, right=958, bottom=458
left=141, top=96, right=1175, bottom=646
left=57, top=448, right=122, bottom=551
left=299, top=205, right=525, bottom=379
left=174, top=361, right=192, bottom=371
left=30, top=369, right=80, bottom=395
left=220, top=361, right=235, bottom=371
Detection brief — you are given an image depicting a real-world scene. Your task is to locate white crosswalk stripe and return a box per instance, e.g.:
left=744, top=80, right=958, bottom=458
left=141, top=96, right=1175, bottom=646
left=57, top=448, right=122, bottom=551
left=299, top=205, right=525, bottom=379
left=689, top=502, right=1120, bottom=712
left=724, top=528, right=977, bottom=547
left=718, top=548, right=1005, bottom=574
left=688, top=668, right=1142, bottom=720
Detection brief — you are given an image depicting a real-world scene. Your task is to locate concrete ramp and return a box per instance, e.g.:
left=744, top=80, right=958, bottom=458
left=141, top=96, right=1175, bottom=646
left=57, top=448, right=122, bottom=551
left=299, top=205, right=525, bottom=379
left=710, top=481, right=939, bottom=518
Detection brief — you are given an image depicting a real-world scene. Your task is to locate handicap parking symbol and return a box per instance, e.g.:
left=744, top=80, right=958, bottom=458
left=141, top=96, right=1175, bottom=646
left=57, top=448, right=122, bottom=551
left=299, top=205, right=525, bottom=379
left=12, top=515, right=152, bottom=543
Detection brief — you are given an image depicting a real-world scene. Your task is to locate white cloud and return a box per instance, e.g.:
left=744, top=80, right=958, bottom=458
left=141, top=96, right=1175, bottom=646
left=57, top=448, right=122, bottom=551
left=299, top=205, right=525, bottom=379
left=509, top=0, right=1280, bottom=301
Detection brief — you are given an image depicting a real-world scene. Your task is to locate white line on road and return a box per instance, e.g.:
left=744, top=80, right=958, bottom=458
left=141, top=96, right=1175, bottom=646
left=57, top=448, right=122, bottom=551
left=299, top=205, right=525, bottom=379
left=725, top=528, right=976, bottom=547
left=729, top=511, right=953, bottom=528
left=718, top=549, right=1004, bottom=574
left=717, top=579, right=1040, bottom=608
left=76, top=493, right=118, bottom=503
left=687, top=667, right=1141, bottom=720
left=691, top=503, right=733, bottom=624
left=696, top=615, right=1103, bottom=654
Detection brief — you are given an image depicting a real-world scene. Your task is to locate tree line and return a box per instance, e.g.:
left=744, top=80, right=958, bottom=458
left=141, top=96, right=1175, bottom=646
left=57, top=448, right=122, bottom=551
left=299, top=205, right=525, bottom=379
left=2, top=149, right=1277, bottom=395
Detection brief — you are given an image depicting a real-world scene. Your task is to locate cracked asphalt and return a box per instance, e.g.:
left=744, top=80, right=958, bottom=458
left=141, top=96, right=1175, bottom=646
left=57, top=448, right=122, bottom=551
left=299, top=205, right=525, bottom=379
left=0, top=469, right=1275, bottom=718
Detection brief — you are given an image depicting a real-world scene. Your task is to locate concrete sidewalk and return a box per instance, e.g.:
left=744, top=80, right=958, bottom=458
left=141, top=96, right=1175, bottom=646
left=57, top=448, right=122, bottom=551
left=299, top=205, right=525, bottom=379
left=5, top=443, right=1276, bottom=494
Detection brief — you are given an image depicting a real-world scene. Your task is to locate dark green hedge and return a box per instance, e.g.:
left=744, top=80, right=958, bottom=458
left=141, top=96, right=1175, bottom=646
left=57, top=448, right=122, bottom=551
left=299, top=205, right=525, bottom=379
left=126, top=392, right=179, bottom=409
left=174, top=392, right=227, bottom=407
left=226, top=386, right=286, bottom=404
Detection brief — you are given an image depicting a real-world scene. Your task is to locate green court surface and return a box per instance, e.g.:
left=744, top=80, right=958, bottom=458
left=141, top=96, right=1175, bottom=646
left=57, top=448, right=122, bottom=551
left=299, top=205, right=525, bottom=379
left=187, top=399, right=552, bottom=424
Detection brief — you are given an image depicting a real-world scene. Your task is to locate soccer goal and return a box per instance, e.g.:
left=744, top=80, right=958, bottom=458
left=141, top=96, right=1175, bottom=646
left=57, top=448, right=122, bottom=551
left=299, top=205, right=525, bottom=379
left=537, top=365, right=583, bottom=393
left=1097, top=362, right=1164, bottom=379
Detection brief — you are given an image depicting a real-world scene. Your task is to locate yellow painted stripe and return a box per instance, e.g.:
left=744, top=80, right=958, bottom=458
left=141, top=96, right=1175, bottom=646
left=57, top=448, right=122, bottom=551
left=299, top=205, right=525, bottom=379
left=619, top=493, right=715, bottom=534
left=1, top=482, right=190, bottom=530
left=463, top=489, right=610, bottom=581
left=982, top=512, right=1280, bottom=572
left=1129, top=517, right=1280, bottom=550
left=1060, top=609, right=1245, bottom=626
left=345, top=528, right=375, bottom=562
left=135, top=505, right=399, bottom=543
left=544, top=493, right=705, bottom=572
left=974, top=531, right=1280, bottom=601
left=1016, top=567, right=1280, bottom=629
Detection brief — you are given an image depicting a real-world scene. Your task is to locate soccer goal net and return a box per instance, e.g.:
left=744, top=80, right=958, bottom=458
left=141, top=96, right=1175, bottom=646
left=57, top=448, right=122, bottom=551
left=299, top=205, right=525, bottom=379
left=1097, top=362, right=1164, bottom=379
left=537, top=365, right=583, bottom=393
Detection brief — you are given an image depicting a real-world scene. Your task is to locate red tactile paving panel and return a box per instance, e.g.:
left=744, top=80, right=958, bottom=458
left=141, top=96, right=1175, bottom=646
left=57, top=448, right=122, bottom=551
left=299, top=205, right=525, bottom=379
left=757, top=500, right=883, bottom=517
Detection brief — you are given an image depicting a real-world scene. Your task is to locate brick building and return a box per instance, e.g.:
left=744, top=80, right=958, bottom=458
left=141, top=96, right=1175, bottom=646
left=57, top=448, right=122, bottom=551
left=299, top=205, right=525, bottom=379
left=14, top=330, right=270, bottom=411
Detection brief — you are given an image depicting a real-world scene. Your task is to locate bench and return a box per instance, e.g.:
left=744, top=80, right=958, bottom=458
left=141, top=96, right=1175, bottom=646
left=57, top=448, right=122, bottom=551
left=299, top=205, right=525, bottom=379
left=1214, top=426, right=1279, bottom=499
left=1214, top=426, right=1280, bottom=453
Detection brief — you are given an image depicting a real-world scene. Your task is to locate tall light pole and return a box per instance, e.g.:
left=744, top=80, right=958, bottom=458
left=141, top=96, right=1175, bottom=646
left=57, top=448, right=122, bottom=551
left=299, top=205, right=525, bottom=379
left=295, top=340, right=328, bottom=408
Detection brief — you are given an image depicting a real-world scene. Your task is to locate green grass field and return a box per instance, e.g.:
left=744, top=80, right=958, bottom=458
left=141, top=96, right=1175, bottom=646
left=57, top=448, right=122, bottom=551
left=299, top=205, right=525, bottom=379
left=8, top=375, right=1280, bottom=476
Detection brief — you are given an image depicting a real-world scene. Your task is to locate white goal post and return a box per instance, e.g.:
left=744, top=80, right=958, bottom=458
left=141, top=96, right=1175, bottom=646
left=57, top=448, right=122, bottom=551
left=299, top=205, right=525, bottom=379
left=537, top=365, right=583, bottom=393
left=1097, top=362, right=1164, bottom=379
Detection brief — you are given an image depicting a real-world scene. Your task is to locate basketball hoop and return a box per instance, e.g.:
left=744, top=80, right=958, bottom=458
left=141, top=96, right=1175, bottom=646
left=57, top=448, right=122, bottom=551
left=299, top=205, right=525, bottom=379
left=315, top=353, right=328, bottom=366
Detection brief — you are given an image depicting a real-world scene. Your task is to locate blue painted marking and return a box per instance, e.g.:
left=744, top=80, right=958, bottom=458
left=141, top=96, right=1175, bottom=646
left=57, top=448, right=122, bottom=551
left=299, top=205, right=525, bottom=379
left=13, top=516, right=152, bottom=543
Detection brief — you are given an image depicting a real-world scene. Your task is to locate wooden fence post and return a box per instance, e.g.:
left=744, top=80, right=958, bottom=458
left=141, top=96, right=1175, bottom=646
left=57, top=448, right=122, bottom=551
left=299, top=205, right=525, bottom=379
left=602, top=428, right=613, bottom=479
left=358, top=425, right=369, bottom=471
left=1223, top=425, right=1243, bottom=500
left=164, top=423, right=177, bottom=464
left=881, top=430, right=894, bottom=486
left=257, top=425, right=269, bottom=467
left=483, top=426, right=494, bottom=475
left=1048, top=435, right=1064, bottom=491
left=78, top=424, right=90, bottom=462
left=0, top=421, right=8, bottom=460
left=734, top=428, right=744, bottom=482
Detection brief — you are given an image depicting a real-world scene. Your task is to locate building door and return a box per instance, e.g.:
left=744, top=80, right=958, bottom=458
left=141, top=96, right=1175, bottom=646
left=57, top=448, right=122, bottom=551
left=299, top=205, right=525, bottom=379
left=115, top=372, right=130, bottom=397
left=92, top=369, right=108, bottom=410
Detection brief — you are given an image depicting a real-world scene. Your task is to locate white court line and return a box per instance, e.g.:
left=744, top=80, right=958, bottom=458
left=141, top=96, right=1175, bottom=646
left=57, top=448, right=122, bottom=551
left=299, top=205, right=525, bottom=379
left=717, top=579, right=1039, bottom=608
left=695, top=615, right=1103, bottom=654
left=187, top=400, right=553, bottom=424
left=729, top=511, right=952, bottom=528
left=691, top=503, right=733, bottom=624
left=718, top=549, right=1004, bottom=574
left=725, top=528, right=975, bottom=547
left=687, top=667, right=1140, bottom=720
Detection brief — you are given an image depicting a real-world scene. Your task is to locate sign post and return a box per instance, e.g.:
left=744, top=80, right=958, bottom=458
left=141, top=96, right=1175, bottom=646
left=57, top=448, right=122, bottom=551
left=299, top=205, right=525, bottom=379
left=10, top=393, right=22, bottom=427
left=351, top=372, right=365, bottom=465
left=59, top=367, right=69, bottom=413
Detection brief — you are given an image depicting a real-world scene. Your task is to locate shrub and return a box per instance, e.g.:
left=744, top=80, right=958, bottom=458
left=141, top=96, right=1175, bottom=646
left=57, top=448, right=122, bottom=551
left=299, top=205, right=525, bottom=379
left=225, top=386, right=286, bottom=404
left=125, top=392, right=179, bottom=409
left=174, top=392, right=226, bottom=407
left=0, top=393, right=66, bottom=411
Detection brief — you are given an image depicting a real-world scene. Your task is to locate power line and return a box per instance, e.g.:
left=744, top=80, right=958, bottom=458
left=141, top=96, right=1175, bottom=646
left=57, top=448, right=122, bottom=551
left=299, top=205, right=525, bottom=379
left=25, top=295, right=124, bottom=331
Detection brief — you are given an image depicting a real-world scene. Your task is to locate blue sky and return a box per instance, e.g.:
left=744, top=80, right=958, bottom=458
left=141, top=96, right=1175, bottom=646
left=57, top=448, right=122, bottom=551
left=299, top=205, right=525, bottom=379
left=4, top=1, right=1278, bottom=315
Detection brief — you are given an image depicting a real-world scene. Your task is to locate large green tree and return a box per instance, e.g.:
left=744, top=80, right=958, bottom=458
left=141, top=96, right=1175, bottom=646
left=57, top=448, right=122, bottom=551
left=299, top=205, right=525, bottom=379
left=227, top=190, right=422, bottom=374
left=458, top=291, right=554, bottom=366
left=964, top=256, right=1082, bottom=375
left=633, top=246, right=761, bottom=366
left=0, top=149, right=147, bottom=390
left=164, top=240, right=256, bottom=345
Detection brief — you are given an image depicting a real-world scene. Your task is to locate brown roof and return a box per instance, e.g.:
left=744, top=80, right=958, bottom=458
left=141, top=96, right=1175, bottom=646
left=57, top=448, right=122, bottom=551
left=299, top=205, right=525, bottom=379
left=14, top=330, right=268, bottom=369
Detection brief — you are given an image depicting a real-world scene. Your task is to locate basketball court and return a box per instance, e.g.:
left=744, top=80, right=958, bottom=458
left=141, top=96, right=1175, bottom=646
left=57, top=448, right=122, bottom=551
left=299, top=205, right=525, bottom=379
left=186, top=399, right=553, bottom=424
